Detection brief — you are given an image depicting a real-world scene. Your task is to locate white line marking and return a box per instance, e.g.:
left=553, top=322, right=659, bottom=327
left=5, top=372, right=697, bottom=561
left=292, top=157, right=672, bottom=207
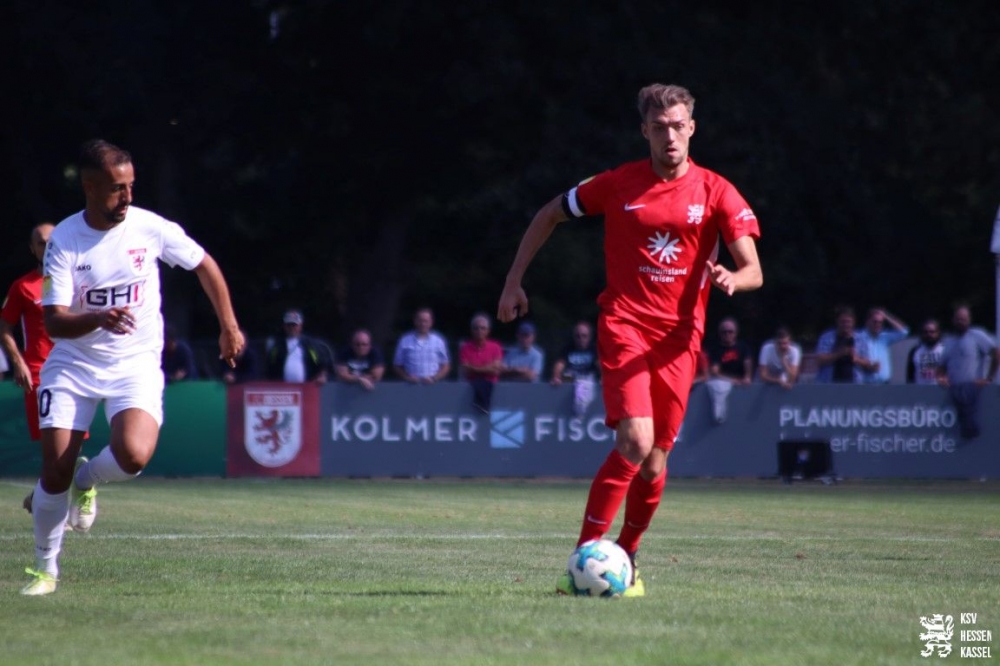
left=0, top=532, right=993, bottom=543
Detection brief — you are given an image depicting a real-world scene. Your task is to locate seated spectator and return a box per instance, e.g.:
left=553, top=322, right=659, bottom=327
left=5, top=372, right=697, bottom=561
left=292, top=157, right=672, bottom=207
left=815, top=305, right=872, bottom=383
left=220, top=328, right=259, bottom=384
left=935, top=304, right=999, bottom=440
left=856, top=307, right=909, bottom=384
left=459, top=313, right=504, bottom=412
left=906, top=318, right=944, bottom=385
left=551, top=321, right=599, bottom=416
left=393, top=307, right=451, bottom=384
left=264, top=309, right=329, bottom=384
left=758, top=326, right=802, bottom=389
left=335, top=328, right=385, bottom=391
left=705, top=317, right=753, bottom=423
left=162, top=324, right=197, bottom=383
left=501, top=321, right=544, bottom=383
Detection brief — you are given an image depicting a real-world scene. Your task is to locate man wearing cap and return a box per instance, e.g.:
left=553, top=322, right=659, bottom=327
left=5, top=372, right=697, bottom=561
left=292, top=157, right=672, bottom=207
left=501, top=321, right=545, bottom=383
left=264, top=309, right=329, bottom=383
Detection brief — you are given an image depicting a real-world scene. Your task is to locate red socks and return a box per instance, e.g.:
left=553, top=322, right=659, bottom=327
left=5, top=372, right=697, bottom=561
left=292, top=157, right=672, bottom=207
left=577, top=450, right=640, bottom=545
left=616, top=469, right=667, bottom=554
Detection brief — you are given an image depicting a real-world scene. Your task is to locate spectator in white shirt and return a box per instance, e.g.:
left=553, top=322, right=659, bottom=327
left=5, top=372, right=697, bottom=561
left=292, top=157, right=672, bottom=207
left=758, top=326, right=802, bottom=389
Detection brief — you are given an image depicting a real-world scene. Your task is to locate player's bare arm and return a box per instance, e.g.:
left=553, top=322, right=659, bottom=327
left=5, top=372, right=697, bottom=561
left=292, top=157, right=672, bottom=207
left=0, top=320, right=33, bottom=390
left=44, top=304, right=136, bottom=338
left=497, top=195, right=569, bottom=323
left=705, top=235, right=763, bottom=296
left=192, top=254, right=244, bottom=367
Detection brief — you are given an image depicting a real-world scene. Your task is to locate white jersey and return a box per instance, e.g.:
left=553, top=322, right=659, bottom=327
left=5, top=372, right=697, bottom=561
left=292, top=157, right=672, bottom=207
left=42, top=206, right=205, bottom=367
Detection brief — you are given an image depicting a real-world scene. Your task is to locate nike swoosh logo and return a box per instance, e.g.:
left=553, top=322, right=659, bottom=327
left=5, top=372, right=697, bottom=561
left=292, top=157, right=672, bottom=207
left=624, top=203, right=646, bottom=211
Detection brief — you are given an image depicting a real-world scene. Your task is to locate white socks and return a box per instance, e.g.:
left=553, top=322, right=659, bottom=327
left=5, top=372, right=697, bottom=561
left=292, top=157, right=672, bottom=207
left=75, top=445, right=140, bottom=489
left=32, top=482, right=68, bottom=577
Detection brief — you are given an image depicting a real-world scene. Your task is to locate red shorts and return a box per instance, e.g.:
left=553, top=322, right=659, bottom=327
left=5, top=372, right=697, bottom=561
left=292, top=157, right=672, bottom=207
left=24, top=385, right=41, bottom=441
left=598, top=312, right=700, bottom=451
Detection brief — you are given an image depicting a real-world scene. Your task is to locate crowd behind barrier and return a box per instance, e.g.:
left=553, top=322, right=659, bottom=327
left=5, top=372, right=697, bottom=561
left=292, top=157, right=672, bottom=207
left=173, top=332, right=968, bottom=387
left=1, top=378, right=997, bottom=480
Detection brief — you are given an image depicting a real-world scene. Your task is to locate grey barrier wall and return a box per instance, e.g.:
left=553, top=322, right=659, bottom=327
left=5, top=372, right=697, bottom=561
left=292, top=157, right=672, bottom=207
left=320, top=383, right=999, bottom=479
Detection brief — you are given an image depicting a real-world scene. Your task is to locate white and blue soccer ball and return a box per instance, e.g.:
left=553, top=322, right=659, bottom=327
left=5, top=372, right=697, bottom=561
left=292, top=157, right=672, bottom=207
left=566, top=539, right=633, bottom=597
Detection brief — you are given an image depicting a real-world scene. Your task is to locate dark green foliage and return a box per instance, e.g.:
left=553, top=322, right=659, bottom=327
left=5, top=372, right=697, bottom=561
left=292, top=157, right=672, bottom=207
left=3, top=1, right=998, bottom=351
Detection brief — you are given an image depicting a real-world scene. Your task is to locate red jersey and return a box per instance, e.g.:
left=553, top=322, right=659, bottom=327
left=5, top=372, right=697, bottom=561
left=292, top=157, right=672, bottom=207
left=1, top=268, right=53, bottom=377
left=459, top=339, right=504, bottom=383
left=566, top=158, right=759, bottom=348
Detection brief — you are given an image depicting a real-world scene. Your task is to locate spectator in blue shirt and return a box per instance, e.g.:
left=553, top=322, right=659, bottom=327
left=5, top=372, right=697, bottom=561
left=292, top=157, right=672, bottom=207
left=501, top=321, right=545, bottom=382
left=815, top=306, right=874, bottom=383
left=936, top=304, right=999, bottom=439
left=393, top=307, right=451, bottom=383
left=856, top=307, right=909, bottom=384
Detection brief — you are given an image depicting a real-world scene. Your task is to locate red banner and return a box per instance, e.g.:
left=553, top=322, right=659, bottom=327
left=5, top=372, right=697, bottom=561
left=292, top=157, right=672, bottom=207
left=226, top=382, right=321, bottom=477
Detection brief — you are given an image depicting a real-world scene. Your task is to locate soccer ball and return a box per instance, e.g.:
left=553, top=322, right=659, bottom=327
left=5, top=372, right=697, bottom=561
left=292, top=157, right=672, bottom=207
left=565, top=539, right=633, bottom=597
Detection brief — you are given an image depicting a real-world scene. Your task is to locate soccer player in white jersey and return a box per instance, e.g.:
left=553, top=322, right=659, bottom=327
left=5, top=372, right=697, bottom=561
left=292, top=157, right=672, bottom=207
left=20, top=139, right=244, bottom=596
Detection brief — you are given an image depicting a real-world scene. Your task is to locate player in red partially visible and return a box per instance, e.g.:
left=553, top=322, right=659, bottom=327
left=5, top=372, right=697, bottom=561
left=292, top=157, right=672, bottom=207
left=497, top=84, right=763, bottom=596
left=1, top=222, right=58, bottom=512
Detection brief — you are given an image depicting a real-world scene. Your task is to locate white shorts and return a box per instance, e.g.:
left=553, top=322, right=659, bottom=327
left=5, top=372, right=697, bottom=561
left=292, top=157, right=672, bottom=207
left=38, top=350, right=165, bottom=431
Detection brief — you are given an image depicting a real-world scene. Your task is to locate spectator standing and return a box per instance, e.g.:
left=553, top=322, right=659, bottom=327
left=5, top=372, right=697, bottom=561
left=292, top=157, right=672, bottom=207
left=706, top=317, right=753, bottom=384
left=334, top=328, right=385, bottom=391
left=906, top=318, right=944, bottom=385
left=219, top=329, right=259, bottom=384
left=500, top=321, right=545, bottom=383
left=161, top=324, right=197, bottom=382
left=551, top=321, right=601, bottom=417
left=758, top=326, right=802, bottom=389
left=264, top=309, right=328, bottom=384
left=551, top=321, right=600, bottom=384
left=704, top=317, right=754, bottom=422
left=393, top=307, right=450, bottom=384
left=459, top=313, right=504, bottom=412
left=856, top=307, right=909, bottom=384
left=936, top=304, right=999, bottom=439
left=815, top=306, right=872, bottom=383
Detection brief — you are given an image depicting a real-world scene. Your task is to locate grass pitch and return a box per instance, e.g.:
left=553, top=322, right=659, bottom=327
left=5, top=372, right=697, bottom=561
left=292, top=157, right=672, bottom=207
left=1, top=477, right=997, bottom=665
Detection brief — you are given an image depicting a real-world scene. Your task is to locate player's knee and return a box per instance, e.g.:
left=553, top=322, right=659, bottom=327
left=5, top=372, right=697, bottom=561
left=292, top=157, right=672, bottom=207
left=615, top=422, right=655, bottom=463
left=111, top=443, right=154, bottom=474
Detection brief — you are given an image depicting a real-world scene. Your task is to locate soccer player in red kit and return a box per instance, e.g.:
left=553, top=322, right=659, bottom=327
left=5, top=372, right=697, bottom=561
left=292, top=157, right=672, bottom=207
left=1, top=223, right=57, bottom=513
left=497, top=84, right=763, bottom=596
left=1, top=223, right=55, bottom=424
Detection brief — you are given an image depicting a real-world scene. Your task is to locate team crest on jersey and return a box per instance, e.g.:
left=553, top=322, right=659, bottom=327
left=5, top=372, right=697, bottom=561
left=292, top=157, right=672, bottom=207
left=686, top=204, right=705, bottom=225
left=128, top=248, right=148, bottom=275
